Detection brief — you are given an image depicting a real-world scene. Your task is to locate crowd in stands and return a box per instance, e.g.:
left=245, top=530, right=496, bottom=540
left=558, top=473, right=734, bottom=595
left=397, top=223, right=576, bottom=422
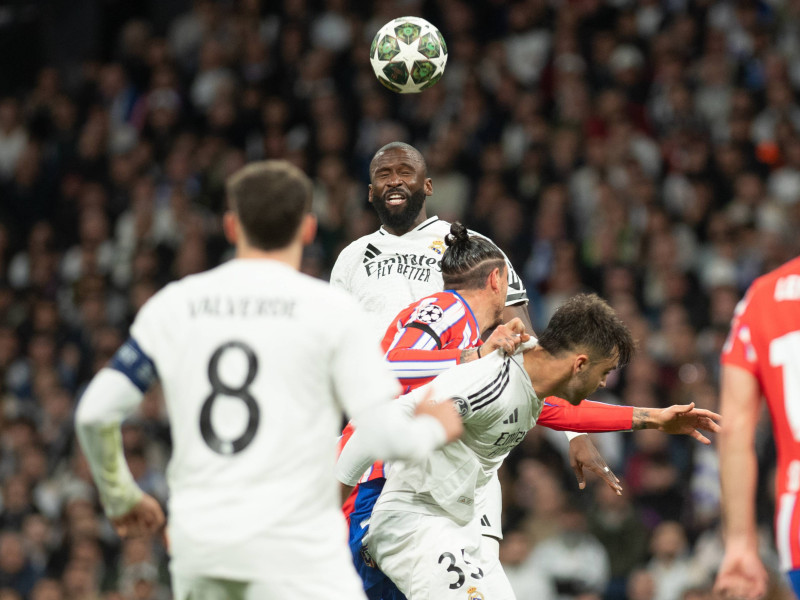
left=1, top=0, right=799, bottom=598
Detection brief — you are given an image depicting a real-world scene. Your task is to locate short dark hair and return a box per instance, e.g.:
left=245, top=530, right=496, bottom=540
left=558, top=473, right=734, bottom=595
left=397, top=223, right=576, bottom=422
left=441, top=222, right=507, bottom=290
left=369, top=142, right=427, bottom=179
left=226, top=160, right=312, bottom=251
left=538, top=293, right=635, bottom=367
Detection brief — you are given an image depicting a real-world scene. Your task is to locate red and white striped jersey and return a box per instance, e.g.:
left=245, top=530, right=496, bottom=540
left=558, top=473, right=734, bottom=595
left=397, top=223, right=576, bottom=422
left=382, top=290, right=481, bottom=393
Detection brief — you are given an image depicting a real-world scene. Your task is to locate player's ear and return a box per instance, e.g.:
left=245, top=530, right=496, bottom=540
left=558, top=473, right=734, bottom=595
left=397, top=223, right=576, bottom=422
left=488, top=267, right=502, bottom=292
left=368, top=184, right=374, bottom=204
left=223, top=211, right=238, bottom=245
left=424, top=177, right=433, bottom=196
left=573, top=354, right=590, bottom=374
left=299, top=213, right=318, bottom=246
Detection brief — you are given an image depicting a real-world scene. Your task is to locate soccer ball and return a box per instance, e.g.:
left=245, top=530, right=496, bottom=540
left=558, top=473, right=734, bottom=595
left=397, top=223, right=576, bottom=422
left=369, top=17, right=448, bottom=94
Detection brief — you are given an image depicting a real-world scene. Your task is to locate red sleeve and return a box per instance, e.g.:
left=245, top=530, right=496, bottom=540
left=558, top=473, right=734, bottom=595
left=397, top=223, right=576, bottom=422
left=383, top=315, right=466, bottom=390
left=338, top=421, right=355, bottom=456
left=536, top=396, right=634, bottom=432
left=720, top=285, right=760, bottom=376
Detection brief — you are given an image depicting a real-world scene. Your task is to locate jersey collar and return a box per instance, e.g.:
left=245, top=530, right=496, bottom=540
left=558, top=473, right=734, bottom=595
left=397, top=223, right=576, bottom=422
left=446, top=289, right=481, bottom=339
left=378, top=216, right=440, bottom=236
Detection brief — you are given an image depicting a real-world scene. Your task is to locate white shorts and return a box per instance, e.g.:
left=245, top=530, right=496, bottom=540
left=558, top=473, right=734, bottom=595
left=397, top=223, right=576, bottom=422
left=477, top=474, right=503, bottom=540
left=172, top=570, right=367, bottom=600
left=367, top=509, right=514, bottom=600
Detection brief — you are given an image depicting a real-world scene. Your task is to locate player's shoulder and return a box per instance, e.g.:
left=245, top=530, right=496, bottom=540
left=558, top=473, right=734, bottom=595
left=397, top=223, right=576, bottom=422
left=423, top=290, right=464, bottom=311
left=336, top=230, right=383, bottom=256
left=747, top=256, right=800, bottom=303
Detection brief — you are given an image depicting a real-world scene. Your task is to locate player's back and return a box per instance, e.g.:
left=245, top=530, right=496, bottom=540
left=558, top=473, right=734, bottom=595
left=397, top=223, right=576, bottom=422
left=723, top=256, right=800, bottom=488
left=134, top=259, right=374, bottom=579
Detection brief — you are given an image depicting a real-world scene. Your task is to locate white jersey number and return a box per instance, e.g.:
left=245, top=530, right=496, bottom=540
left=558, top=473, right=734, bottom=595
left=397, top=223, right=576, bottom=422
left=770, top=330, right=800, bottom=442
left=200, top=341, right=261, bottom=455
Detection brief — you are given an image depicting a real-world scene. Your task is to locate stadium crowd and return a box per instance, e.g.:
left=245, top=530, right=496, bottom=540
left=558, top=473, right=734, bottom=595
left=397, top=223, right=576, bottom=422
left=1, top=0, right=799, bottom=598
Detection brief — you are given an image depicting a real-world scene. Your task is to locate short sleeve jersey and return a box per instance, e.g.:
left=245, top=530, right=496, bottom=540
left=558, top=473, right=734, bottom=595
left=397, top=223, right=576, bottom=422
left=123, top=259, right=399, bottom=581
left=721, top=256, right=800, bottom=568
left=330, top=217, right=527, bottom=338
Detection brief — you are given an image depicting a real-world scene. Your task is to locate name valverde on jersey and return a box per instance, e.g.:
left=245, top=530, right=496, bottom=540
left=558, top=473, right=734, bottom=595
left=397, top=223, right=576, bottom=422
left=109, top=260, right=402, bottom=581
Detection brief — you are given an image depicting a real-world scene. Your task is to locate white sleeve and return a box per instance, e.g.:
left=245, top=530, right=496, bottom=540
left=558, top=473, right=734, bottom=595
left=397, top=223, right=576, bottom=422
left=335, top=391, right=446, bottom=485
left=74, top=368, right=145, bottom=518
left=330, top=303, right=402, bottom=417
left=330, top=296, right=447, bottom=478
left=329, top=249, right=353, bottom=293
left=565, top=431, right=588, bottom=441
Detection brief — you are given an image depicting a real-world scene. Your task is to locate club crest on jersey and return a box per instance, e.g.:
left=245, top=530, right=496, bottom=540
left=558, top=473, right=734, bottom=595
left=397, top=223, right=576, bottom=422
left=360, top=546, right=376, bottom=568
left=453, top=396, right=470, bottom=418
left=466, top=587, right=485, bottom=600
left=429, top=239, right=446, bottom=255
left=415, top=304, right=444, bottom=324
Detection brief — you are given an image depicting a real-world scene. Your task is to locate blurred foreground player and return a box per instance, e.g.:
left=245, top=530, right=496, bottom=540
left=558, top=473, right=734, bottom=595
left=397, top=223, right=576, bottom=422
left=75, top=160, right=462, bottom=600
left=715, top=255, right=800, bottom=600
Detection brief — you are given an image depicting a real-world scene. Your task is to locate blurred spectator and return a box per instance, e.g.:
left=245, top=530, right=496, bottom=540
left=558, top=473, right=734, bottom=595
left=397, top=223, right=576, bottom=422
left=646, top=521, right=693, bottom=600
left=528, top=500, right=611, bottom=599
left=588, top=480, right=649, bottom=600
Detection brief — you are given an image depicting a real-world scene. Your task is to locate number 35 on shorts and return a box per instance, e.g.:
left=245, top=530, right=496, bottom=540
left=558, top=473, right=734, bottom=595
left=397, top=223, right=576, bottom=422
left=437, top=548, right=484, bottom=595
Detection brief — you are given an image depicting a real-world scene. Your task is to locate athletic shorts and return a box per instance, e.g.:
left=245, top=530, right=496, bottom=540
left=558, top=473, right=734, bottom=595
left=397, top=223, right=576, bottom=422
left=367, top=509, right=514, bottom=600
left=477, top=474, right=503, bottom=540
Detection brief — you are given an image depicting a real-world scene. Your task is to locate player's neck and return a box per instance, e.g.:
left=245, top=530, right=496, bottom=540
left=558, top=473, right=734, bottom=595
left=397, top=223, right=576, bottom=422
left=457, top=289, right=499, bottom=334
left=236, top=242, right=302, bottom=270
left=381, top=209, right=429, bottom=236
left=522, top=346, right=572, bottom=399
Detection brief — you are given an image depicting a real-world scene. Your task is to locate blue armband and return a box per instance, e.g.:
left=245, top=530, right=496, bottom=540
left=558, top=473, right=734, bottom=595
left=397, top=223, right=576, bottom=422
left=109, top=338, right=158, bottom=392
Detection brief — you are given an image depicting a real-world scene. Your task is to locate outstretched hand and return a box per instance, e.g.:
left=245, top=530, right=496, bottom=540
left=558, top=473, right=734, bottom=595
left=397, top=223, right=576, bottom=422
left=653, top=402, right=721, bottom=444
left=110, top=493, right=165, bottom=538
left=569, top=434, right=623, bottom=495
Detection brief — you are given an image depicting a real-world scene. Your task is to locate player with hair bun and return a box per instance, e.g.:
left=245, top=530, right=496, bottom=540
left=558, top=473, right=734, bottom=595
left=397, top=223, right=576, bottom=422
left=338, top=223, right=691, bottom=600
left=340, top=290, right=720, bottom=599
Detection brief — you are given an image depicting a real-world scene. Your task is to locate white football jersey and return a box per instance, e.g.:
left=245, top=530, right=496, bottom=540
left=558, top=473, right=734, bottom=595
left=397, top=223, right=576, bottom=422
left=127, top=259, right=401, bottom=580
left=374, top=349, right=543, bottom=524
left=330, top=217, right=528, bottom=337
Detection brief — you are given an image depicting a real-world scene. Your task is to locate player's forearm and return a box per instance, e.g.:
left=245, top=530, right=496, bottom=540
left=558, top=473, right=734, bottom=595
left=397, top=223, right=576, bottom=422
left=718, top=365, right=763, bottom=546
left=719, top=424, right=760, bottom=546
left=538, top=398, right=634, bottom=432
left=75, top=369, right=145, bottom=518
left=338, top=397, right=447, bottom=484
left=385, top=347, right=462, bottom=381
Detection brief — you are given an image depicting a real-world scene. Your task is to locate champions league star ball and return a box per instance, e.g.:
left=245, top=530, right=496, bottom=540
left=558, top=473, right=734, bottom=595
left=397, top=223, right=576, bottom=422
left=370, top=16, right=448, bottom=93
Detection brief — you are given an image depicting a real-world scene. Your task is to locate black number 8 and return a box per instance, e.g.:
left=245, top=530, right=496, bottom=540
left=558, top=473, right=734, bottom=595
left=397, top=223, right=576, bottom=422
left=200, top=341, right=260, bottom=455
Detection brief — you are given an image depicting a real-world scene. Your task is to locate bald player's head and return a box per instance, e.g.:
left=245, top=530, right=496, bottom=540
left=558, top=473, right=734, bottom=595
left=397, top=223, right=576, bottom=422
left=369, top=142, right=427, bottom=179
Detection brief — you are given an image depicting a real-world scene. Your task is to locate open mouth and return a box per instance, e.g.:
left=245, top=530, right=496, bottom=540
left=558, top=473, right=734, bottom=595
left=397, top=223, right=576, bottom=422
left=385, top=192, right=406, bottom=206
